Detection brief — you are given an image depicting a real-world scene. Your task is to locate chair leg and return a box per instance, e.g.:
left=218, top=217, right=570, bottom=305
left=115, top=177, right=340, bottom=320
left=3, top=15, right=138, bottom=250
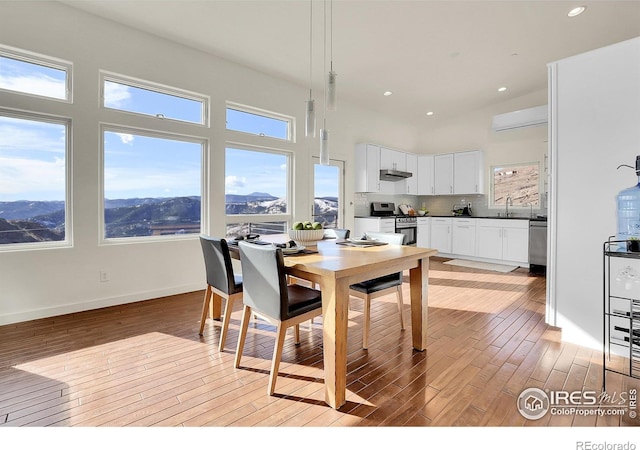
left=363, top=295, right=371, bottom=350
left=198, top=285, right=212, bottom=336
left=268, top=322, right=287, bottom=395
left=234, top=305, right=252, bottom=369
left=218, top=294, right=235, bottom=352
left=294, top=324, right=300, bottom=344
left=396, top=285, right=405, bottom=330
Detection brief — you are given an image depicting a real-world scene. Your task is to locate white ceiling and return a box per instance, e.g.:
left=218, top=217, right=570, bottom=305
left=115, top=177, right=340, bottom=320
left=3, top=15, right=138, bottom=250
left=62, top=0, right=640, bottom=128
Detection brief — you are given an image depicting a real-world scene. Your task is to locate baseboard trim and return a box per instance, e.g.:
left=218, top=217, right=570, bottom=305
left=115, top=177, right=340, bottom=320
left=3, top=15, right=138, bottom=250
left=0, top=283, right=204, bottom=326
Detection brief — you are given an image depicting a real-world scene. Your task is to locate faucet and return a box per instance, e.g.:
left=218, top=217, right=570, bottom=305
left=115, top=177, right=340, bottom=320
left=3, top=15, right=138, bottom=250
left=505, top=195, right=513, bottom=218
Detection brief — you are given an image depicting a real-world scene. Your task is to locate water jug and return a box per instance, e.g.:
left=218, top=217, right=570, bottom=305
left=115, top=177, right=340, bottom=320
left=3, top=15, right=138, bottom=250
left=617, top=155, right=640, bottom=251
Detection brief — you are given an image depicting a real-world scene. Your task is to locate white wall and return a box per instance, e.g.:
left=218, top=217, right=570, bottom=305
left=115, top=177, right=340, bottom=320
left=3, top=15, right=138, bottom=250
left=548, top=37, right=640, bottom=349
left=0, top=2, right=419, bottom=325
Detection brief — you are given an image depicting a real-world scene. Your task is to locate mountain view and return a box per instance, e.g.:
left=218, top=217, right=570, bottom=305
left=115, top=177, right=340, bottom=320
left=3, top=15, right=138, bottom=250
left=0, top=193, right=339, bottom=244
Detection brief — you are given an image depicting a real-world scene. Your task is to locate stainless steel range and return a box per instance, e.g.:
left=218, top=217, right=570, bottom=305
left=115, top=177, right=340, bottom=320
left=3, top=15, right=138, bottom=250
left=370, top=202, right=417, bottom=245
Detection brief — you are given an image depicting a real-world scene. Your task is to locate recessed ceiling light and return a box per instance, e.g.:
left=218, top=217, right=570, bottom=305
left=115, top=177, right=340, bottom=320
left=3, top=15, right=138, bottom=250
left=426, top=111, right=434, bottom=116
left=383, top=91, right=393, bottom=96
left=568, top=6, right=586, bottom=17
left=498, top=86, right=507, bottom=92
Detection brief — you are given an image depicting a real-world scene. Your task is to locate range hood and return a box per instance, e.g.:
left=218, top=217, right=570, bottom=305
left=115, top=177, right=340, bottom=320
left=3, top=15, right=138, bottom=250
left=379, top=168, right=412, bottom=181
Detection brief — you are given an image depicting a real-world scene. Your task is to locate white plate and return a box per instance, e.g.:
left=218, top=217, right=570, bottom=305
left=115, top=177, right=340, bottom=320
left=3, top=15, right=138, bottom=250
left=282, top=245, right=305, bottom=254
left=347, top=238, right=379, bottom=245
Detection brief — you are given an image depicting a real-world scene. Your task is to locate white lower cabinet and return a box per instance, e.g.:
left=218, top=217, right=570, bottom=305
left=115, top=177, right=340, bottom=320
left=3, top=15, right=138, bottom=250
left=475, top=219, right=529, bottom=264
left=430, top=218, right=452, bottom=254
left=417, top=217, right=430, bottom=248
left=452, top=218, right=476, bottom=256
left=354, top=217, right=395, bottom=239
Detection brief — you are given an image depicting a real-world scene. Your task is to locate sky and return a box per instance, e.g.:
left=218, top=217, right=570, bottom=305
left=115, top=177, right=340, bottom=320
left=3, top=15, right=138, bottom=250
left=0, top=54, right=339, bottom=203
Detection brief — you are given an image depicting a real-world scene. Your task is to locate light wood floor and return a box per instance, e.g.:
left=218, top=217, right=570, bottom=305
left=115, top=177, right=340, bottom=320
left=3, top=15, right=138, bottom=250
left=1, top=257, right=638, bottom=427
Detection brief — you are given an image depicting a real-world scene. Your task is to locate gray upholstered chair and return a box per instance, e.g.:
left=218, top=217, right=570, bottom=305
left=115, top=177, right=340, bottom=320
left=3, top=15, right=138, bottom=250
left=324, top=228, right=351, bottom=239
left=349, top=232, right=406, bottom=349
left=199, top=236, right=243, bottom=352
left=235, top=241, right=322, bottom=395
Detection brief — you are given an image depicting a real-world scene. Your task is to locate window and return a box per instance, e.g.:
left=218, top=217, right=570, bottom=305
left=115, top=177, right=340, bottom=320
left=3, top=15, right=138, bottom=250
left=101, top=72, right=208, bottom=125
left=225, top=147, right=290, bottom=238
left=0, top=111, right=69, bottom=248
left=313, top=158, right=344, bottom=229
left=491, top=162, right=540, bottom=208
left=0, top=45, right=71, bottom=101
left=226, top=103, right=292, bottom=141
left=102, top=127, right=204, bottom=241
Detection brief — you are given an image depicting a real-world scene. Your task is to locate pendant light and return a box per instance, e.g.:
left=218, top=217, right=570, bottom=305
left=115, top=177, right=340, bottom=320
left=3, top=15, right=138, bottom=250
left=326, top=0, right=337, bottom=111
left=304, top=0, right=316, bottom=138
left=319, top=0, right=330, bottom=165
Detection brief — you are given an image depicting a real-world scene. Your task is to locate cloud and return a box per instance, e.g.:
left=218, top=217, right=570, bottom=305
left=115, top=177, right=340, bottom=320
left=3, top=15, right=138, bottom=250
left=280, top=163, right=287, bottom=171
left=0, top=117, right=65, bottom=153
left=0, top=156, right=65, bottom=198
left=103, top=80, right=131, bottom=108
left=115, top=133, right=134, bottom=145
left=0, top=74, right=66, bottom=99
left=225, top=175, right=247, bottom=189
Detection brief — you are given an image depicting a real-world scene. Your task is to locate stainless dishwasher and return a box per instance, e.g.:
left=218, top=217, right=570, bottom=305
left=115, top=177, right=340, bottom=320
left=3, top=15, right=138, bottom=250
left=528, top=219, right=547, bottom=274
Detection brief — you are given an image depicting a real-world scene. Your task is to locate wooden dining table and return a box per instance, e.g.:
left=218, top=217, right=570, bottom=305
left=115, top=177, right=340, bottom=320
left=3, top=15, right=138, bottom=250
left=228, top=235, right=437, bottom=410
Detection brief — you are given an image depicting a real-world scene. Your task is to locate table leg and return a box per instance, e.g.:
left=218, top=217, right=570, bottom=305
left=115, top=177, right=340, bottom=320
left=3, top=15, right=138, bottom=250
left=321, top=276, right=349, bottom=409
left=409, top=257, right=429, bottom=351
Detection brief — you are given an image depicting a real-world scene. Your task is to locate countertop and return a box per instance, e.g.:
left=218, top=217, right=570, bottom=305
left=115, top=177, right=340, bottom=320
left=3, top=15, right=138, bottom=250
left=356, top=215, right=547, bottom=221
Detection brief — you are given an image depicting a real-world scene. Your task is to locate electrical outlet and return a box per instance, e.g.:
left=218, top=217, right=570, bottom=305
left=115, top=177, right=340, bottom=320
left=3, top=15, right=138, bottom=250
left=100, top=270, right=110, bottom=282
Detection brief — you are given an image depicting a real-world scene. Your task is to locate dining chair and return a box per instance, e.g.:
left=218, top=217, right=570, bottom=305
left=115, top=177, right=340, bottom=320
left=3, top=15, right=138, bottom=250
left=349, top=231, right=407, bottom=349
left=235, top=241, right=323, bottom=395
left=199, top=236, right=243, bottom=352
left=324, top=228, right=351, bottom=239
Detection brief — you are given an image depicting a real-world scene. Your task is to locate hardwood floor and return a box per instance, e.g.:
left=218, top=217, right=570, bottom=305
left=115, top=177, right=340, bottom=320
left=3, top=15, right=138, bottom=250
left=1, top=257, right=638, bottom=428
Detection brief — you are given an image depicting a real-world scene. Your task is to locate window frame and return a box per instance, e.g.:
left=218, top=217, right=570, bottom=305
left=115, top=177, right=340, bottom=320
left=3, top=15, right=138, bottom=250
left=0, top=44, right=73, bottom=103
left=100, top=71, right=210, bottom=127
left=224, top=143, right=293, bottom=236
left=489, top=161, right=542, bottom=210
left=99, top=123, right=208, bottom=245
left=226, top=101, right=295, bottom=142
left=0, top=107, right=72, bottom=252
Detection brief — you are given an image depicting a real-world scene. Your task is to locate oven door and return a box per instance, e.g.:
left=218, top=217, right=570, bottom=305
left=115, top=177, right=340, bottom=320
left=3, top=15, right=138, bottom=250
left=395, top=225, right=417, bottom=246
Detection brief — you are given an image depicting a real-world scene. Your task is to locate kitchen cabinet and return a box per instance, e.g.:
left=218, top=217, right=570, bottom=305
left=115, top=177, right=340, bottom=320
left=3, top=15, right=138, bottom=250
left=453, top=150, right=484, bottom=195
left=452, top=218, right=476, bottom=256
left=416, top=217, right=430, bottom=248
left=380, top=147, right=406, bottom=172
left=434, top=154, right=454, bottom=195
left=430, top=217, right=452, bottom=254
left=404, top=153, right=418, bottom=195
left=475, top=219, right=529, bottom=264
left=417, top=155, right=434, bottom=195
left=354, top=143, right=381, bottom=193
left=354, top=217, right=394, bottom=239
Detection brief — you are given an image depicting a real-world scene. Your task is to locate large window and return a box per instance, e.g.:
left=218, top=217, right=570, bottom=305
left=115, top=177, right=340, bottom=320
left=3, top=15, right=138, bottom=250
left=0, top=45, right=71, bottom=101
left=225, top=147, right=290, bottom=238
left=0, top=112, right=69, bottom=248
left=101, top=72, right=208, bottom=125
left=491, top=162, right=540, bottom=208
left=102, top=127, right=204, bottom=241
left=226, top=103, right=292, bottom=141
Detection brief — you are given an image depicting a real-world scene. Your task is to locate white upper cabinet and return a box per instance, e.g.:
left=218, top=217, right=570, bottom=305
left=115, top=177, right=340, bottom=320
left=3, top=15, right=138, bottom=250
left=453, top=150, right=484, bottom=195
left=434, top=154, right=454, bottom=195
left=417, top=155, right=434, bottom=195
left=405, top=153, right=418, bottom=195
left=354, top=143, right=380, bottom=193
left=380, top=147, right=406, bottom=171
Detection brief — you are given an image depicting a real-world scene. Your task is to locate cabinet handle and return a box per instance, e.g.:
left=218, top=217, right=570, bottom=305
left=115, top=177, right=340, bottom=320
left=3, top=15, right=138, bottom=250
left=431, top=186, right=434, bottom=194
left=450, top=186, right=452, bottom=193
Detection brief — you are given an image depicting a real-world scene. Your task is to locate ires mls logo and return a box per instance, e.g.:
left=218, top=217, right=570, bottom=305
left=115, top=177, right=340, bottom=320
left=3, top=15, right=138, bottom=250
left=517, top=388, right=550, bottom=420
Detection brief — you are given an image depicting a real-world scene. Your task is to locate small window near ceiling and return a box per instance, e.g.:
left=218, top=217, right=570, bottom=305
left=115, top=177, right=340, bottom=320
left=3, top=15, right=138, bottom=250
left=0, top=45, right=71, bottom=101
left=102, top=127, right=204, bottom=241
left=491, top=162, right=540, bottom=207
left=101, top=72, right=208, bottom=125
left=0, top=112, right=70, bottom=248
left=226, top=103, right=292, bottom=141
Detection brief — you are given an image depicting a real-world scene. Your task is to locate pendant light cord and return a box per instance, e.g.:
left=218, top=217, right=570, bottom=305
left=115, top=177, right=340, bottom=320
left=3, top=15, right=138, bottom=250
left=309, top=0, right=313, bottom=100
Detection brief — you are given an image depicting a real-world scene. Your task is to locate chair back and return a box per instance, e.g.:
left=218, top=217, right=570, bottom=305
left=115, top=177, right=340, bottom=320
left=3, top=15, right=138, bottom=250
left=199, top=236, right=240, bottom=295
left=238, top=241, right=289, bottom=320
left=324, top=228, right=351, bottom=239
left=365, top=232, right=406, bottom=245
